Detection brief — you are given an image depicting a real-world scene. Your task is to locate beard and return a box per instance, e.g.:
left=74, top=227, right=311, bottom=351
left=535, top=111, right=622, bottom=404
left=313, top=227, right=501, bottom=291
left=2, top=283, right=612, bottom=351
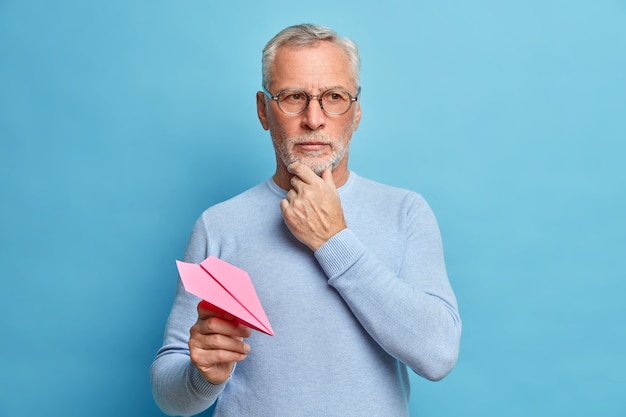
left=271, top=131, right=352, bottom=176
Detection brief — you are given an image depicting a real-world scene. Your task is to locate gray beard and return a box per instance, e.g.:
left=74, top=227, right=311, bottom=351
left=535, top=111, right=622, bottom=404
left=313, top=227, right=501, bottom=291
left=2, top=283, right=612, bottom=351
left=273, top=133, right=349, bottom=176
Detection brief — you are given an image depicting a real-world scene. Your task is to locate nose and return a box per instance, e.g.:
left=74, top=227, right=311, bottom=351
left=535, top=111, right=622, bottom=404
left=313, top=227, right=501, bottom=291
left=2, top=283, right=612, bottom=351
left=301, top=98, right=326, bottom=130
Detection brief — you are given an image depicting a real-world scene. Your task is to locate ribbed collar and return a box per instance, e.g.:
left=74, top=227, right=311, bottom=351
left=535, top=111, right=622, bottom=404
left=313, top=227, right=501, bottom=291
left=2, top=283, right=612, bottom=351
left=266, top=171, right=358, bottom=198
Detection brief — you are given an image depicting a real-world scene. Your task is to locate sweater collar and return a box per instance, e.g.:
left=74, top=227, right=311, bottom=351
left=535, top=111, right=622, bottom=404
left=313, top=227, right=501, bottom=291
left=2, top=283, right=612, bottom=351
left=266, top=171, right=357, bottom=198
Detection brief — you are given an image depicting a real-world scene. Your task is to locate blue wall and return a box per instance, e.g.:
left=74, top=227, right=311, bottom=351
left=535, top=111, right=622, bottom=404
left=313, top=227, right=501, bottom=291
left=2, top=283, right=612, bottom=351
left=1, top=1, right=624, bottom=416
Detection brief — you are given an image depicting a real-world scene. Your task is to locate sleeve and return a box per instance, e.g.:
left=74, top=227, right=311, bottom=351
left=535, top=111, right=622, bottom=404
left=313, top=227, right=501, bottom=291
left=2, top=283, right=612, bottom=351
left=314, top=194, right=462, bottom=381
left=150, top=215, right=228, bottom=416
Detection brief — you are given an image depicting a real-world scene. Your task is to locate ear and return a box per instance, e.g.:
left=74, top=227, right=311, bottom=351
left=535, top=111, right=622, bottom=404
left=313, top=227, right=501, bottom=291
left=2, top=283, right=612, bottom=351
left=351, top=103, right=362, bottom=131
left=256, top=91, right=270, bottom=131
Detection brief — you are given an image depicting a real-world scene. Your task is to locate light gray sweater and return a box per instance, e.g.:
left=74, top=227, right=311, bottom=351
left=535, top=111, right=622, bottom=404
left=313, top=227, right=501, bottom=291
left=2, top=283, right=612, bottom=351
left=151, top=173, right=461, bottom=416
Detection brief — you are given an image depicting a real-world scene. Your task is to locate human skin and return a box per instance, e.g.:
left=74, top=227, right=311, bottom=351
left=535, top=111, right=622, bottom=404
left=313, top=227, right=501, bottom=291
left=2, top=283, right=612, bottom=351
left=189, top=301, right=252, bottom=385
left=189, top=41, right=362, bottom=385
left=257, top=41, right=362, bottom=251
left=256, top=41, right=362, bottom=190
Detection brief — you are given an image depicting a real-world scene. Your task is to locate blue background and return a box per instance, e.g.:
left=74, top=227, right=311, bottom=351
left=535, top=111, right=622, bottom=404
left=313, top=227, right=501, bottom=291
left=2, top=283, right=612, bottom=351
left=1, top=1, right=624, bottom=416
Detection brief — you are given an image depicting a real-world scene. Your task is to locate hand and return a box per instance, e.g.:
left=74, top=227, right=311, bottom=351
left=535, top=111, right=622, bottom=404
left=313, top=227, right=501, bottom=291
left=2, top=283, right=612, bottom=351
left=280, top=163, right=347, bottom=251
left=188, top=300, right=252, bottom=385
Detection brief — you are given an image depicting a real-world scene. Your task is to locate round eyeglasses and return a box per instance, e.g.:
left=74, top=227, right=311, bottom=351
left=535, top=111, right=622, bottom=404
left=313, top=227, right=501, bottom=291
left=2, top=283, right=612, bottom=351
left=263, top=87, right=361, bottom=116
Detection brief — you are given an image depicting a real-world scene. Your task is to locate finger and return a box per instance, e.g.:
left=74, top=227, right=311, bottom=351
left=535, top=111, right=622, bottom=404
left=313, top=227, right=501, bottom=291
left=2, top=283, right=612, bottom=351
left=198, top=300, right=235, bottom=321
left=321, top=168, right=337, bottom=190
left=287, top=162, right=318, bottom=183
left=289, top=174, right=303, bottom=192
left=284, top=189, right=297, bottom=204
left=202, top=316, right=252, bottom=338
left=191, top=332, right=251, bottom=355
left=188, top=348, right=241, bottom=385
left=193, top=346, right=249, bottom=367
left=189, top=334, right=250, bottom=383
left=196, top=301, right=252, bottom=338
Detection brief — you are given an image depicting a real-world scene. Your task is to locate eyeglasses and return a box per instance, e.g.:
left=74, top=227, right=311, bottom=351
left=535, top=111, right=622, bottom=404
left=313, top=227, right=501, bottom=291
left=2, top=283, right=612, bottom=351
left=263, top=86, right=361, bottom=116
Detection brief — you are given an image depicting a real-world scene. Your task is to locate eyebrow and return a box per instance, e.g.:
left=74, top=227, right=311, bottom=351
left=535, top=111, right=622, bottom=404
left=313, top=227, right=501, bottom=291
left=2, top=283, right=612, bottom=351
left=277, top=85, right=350, bottom=93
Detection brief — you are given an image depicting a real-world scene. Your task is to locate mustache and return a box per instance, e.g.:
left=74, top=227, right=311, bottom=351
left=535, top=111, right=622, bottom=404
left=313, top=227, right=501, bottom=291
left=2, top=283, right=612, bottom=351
left=289, top=133, right=333, bottom=145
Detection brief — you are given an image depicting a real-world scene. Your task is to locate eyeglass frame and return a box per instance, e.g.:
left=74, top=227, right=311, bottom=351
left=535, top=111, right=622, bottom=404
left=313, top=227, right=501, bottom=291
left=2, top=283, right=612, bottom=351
left=262, top=86, right=361, bottom=116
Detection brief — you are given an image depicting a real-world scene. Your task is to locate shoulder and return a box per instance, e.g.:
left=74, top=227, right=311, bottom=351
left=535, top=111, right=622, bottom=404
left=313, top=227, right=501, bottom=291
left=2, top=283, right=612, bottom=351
left=198, top=179, right=276, bottom=220
left=183, top=179, right=278, bottom=261
left=347, top=173, right=429, bottom=209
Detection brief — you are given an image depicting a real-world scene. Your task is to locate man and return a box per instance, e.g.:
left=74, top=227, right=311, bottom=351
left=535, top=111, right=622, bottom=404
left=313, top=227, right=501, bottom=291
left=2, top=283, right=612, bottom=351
left=151, top=24, right=461, bottom=416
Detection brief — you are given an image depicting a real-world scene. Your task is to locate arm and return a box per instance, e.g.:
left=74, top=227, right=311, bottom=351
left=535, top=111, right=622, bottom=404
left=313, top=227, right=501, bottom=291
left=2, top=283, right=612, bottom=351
left=281, top=163, right=461, bottom=380
left=150, top=218, right=251, bottom=416
left=316, top=209, right=461, bottom=381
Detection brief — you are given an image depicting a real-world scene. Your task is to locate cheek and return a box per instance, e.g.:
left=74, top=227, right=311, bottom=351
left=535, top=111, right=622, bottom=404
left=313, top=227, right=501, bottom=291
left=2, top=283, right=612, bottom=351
left=268, top=118, right=290, bottom=147
left=269, top=114, right=299, bottom=137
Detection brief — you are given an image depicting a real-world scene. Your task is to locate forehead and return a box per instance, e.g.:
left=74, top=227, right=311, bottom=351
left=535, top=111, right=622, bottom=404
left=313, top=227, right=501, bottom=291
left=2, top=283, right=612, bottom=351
left=270, top=42, right=354, bottom=91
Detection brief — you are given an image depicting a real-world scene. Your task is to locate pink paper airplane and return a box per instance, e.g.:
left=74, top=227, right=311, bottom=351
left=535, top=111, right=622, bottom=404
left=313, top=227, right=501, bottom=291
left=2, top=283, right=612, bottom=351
left=176, top=256, right=274, bottom=336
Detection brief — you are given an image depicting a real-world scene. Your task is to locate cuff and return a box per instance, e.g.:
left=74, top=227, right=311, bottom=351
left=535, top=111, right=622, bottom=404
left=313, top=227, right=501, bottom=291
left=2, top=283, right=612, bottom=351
left=189, top=362, right=230, bottom=399
left=314, top=228, right=365, bottom=279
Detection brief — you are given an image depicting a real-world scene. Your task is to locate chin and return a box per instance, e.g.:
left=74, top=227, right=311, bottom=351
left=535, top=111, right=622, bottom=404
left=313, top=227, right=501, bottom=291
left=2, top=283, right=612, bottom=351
left=278, top=147, right=347, bottom=176
left=296, top=157, right=337, bottom=176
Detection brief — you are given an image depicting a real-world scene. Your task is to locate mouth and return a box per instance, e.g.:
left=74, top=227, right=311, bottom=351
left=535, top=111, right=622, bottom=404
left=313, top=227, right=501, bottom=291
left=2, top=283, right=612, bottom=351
left=296, top=142, right=330, bottom=152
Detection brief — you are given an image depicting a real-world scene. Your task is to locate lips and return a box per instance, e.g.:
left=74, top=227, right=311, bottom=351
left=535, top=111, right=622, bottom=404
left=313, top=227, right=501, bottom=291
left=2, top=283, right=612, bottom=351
left=296, top=142, right=330, bottom=152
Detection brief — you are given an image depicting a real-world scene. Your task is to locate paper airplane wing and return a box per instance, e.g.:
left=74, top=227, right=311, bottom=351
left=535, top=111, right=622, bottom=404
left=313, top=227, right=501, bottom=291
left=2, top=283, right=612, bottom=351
left=176, top=257, right=274, bottom=336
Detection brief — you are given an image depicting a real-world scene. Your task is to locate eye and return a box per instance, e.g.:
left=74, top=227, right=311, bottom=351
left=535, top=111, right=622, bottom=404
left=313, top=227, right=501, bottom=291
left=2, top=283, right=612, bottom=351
left=323, top=90, right=348, bottom=103
left=280, top=91, right=307, bottom=103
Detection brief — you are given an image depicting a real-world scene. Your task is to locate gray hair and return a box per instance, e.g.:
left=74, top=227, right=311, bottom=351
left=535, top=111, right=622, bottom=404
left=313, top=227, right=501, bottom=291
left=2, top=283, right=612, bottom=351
left=262, top=24, right=360, bottom=91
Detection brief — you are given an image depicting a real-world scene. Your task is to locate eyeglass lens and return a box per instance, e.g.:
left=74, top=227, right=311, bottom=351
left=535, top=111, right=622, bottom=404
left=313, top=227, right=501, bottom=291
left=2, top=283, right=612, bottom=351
left=277, top=89, right=353, bottom=115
